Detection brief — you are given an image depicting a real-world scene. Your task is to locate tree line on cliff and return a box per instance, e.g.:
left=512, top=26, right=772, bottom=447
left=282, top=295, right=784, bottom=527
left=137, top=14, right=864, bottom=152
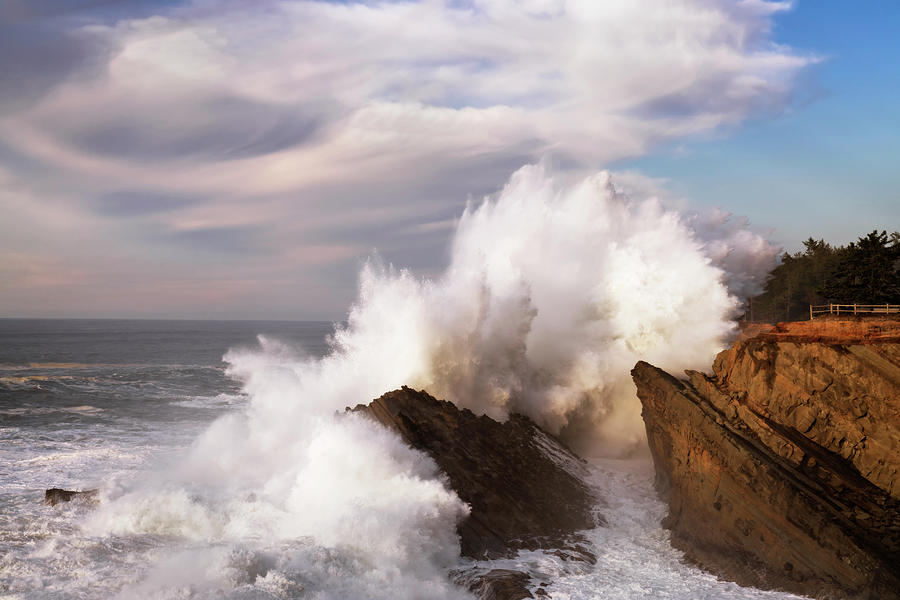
left=746, top=229, right=900, bottom=322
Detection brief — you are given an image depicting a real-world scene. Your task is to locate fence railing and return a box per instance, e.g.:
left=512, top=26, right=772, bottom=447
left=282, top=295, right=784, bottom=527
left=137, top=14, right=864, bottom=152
left=810, top=304, right=900, bottom=319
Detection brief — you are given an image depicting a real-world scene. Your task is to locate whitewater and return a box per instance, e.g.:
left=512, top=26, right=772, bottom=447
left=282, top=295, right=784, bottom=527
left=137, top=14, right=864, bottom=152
left=1, top=166, right=809, bottom=599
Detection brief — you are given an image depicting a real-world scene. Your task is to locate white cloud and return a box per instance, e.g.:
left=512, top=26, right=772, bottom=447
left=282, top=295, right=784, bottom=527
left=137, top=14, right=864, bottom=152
left=0, top=0, right=812, bottom=317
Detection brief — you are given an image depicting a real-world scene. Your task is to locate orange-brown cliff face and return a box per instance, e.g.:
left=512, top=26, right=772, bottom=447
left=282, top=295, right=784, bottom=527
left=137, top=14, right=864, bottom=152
left=632, top=319, right=900, bottom=600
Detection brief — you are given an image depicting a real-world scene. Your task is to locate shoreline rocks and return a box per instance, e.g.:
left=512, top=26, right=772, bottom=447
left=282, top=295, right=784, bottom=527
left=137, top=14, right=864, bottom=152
left=456, top=568, right=536, bottom=600
left=350, top=386, right=601, bottom=561
left=351, top=386, right=601, bottom=599
left=44, top=488, right=99, bottom=506
left=632, top=319, right=900, bottom=600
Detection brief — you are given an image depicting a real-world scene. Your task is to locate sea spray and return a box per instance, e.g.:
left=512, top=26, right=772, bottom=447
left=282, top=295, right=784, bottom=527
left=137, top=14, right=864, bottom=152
left=85, top=164, right=778, bottom=596
left=282, top=164, right=777, bottom=453
left=86, top=410, right=472, bottom=598
left=403, top=165, right=768, bottom=452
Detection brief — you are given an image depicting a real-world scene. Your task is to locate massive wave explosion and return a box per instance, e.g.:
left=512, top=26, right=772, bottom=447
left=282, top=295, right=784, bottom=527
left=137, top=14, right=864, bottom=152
left=87, top=165, right=778, bottom=597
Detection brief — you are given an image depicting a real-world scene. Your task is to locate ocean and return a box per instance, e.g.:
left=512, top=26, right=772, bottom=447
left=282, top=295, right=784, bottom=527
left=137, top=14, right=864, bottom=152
left=0, top=319, right=333, bottom=598
left=0, top=319, right=806, bottom=599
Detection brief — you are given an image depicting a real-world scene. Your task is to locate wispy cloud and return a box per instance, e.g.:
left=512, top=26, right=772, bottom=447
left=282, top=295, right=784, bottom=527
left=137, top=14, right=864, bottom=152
left=0, top=0, right=812, bottom=318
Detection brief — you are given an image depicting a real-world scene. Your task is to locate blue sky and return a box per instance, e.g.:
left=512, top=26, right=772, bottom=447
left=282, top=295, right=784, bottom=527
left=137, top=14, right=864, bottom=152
left=0, top=0, right=895, bottom=319
left=620, top=0, right=900, bottom=251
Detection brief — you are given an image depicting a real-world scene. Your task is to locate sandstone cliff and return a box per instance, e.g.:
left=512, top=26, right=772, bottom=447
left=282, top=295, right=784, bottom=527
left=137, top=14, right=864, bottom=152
left=632, top=319, right=900, bottom=600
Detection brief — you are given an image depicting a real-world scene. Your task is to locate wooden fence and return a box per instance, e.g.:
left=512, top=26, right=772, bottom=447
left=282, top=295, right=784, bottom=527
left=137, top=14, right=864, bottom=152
left=809, top=304, right=900, bottom=319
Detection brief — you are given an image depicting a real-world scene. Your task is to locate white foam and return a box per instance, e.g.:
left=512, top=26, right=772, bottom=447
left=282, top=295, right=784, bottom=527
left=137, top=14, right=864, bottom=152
left=86, top=412, right=472, bottom=598
left=170, top=393, right=244, bottom=409
left=469, top=458, right=811, bottom=600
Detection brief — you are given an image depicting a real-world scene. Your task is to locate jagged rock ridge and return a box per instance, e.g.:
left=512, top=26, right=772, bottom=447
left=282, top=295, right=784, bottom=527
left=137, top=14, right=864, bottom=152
left=632, top=319, right=900, bottom=600
left=351, top=386, right=601, bottom=561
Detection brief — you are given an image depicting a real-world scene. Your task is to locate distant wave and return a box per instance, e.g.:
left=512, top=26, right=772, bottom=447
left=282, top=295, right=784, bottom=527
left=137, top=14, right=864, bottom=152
left=0, top=404, right=104, bottom=416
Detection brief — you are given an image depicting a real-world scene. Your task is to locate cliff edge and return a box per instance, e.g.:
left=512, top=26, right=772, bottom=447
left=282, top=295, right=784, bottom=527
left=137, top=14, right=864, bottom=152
left=632, top=319, right=900, bottom=599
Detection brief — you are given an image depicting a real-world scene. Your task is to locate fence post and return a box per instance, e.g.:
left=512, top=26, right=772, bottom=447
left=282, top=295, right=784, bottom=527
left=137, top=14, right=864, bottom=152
left=830, top=303, right=833, bottom=315
left=854, top=303, right=857, bottom=315
left=810, top=305, right=813, bottom=320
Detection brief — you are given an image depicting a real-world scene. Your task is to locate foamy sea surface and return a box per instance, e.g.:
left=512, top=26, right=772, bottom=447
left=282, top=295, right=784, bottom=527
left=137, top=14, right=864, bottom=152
left=0, top=319, right=807, bottom=599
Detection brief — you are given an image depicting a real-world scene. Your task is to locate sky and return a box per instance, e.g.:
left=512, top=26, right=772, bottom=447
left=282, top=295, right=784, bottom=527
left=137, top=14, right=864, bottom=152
left=0, top=0, right=896, bottom=320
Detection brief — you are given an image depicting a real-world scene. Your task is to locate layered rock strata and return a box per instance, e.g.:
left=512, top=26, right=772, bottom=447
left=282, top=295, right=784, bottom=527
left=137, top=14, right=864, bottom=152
left=351, top=386, right=601, bottom=560
left=632, top=320, right=900, bottom=600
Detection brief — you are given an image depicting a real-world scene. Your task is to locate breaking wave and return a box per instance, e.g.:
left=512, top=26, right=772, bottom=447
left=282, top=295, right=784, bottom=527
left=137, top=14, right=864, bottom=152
left=229, top=164, right=776, bottom=453
left=86, top=165, right=778, bottom=597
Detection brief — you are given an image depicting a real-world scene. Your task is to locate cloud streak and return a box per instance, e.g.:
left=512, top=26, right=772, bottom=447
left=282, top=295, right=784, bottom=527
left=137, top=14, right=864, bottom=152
left=0, top=0, right=812, bottom=318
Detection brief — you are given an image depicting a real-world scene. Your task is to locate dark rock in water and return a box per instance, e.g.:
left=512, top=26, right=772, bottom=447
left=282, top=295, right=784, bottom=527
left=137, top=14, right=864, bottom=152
left=632, top=319, right=900, bottom=600
left=45, top=488, right=99, bottom=506
left=350, top=386, right=600, bottom=560
left=462, top=569, right=533, bottom=600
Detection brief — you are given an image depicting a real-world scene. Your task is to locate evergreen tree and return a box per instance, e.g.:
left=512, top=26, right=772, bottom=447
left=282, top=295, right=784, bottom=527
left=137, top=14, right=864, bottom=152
left=749, top=237, right=839, bottom=321
left=820, top=230, right=900, bottom=303
left=745, top=229, right=900, bottom=322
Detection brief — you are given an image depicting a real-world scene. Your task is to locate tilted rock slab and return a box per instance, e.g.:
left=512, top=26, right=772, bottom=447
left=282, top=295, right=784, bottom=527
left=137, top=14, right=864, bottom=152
left=351, top=386, right=601, bottom=561
left=632, top=321, right=900, bottom=600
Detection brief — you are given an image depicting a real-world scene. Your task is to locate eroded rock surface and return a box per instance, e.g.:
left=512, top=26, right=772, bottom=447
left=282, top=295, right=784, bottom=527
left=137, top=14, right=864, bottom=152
left=351, top=386, right=601, bottom=561
left=455, top=569, right=534, bottom=600
left=632, top=319, right=900, bottom=600
left=44, top=488, right=98, bottom=506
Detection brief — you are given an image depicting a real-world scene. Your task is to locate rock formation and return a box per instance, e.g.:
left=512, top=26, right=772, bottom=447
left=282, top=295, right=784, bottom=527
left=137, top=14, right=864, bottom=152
left=351, top=387, right=600, bottom=599
left=456, top=569, right=535, bottom=600
left=632, top=319, right=900, bottom=600
left=44, top=488, right=99, bottom=506
left=351, top=386, right=601, bottom=560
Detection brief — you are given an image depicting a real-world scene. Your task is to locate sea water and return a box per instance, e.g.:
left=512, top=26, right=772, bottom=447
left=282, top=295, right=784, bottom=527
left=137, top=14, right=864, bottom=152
left=0, top=319, right=329, bottom=598
left=0, top=319, right=807, bottom=599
